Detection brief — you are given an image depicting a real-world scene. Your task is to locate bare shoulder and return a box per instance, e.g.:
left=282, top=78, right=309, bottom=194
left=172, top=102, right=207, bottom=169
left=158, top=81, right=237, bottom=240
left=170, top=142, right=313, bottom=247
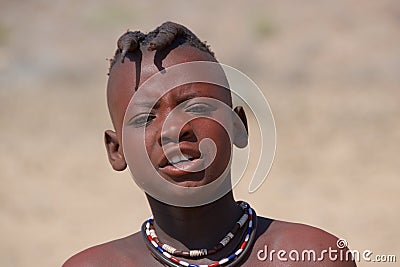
left=262, top=219, right=340, bottom=247
left=62, top=232, right=160, bottom=267
left=245, top=217, right=357, bottom=266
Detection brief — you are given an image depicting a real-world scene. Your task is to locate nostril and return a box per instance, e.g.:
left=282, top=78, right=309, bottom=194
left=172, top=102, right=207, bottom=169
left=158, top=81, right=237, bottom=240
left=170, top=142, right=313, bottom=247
left=178, top=123, right=197, bottom=142
left=161, top=135, right=175, bottom=146
left=159, top=122, right=197, bottom=146
left=179, top=130, right=191, bottom=142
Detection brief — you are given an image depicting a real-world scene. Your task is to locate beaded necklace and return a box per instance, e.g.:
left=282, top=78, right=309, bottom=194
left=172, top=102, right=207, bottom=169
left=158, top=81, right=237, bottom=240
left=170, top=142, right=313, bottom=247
left=142, top=202, right=257, bottom=267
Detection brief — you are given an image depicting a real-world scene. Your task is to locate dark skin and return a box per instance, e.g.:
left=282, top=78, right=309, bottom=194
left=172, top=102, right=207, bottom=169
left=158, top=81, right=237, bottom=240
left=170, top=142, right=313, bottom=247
left=63, top=46, right=356, bottom=266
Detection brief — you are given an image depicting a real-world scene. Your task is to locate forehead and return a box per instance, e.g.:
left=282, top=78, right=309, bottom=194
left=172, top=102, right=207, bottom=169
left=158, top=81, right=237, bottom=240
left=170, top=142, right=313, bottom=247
left=108, top=45, right=219, bottom=93
left=107, top=46, right=228, bottom=128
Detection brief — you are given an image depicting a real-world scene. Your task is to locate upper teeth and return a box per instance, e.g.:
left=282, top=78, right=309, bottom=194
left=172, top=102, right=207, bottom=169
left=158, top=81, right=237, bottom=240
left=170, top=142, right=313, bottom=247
left=169, top=154, right=193, bottom=165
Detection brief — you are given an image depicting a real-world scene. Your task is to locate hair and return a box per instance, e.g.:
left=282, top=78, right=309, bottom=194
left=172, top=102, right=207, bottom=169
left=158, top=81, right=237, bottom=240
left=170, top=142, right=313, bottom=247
left=108, top=21, right=215, bottom=75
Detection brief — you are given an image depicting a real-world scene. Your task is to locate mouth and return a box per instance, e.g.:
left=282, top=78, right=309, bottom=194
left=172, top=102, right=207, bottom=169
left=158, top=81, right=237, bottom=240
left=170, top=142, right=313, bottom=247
left=158, top=148, right=204, bottom=177
left=163, top=154, right=195, bottom=166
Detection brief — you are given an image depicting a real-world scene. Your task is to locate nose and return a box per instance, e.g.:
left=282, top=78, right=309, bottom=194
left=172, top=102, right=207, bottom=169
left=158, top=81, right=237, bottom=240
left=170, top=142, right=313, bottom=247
left=159, top=116, right=196, bottom=146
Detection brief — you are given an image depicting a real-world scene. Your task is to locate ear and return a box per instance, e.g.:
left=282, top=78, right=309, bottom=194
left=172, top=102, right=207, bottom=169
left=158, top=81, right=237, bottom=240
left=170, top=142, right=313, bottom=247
left=233, top=106, right=248, bottom=148
left=104, top=130, right=127, bottom=171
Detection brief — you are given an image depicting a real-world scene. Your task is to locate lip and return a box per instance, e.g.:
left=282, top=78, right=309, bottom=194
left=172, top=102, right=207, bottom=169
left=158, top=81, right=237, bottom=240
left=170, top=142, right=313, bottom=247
left=158, top=146, right=203, bottom=177
left=160, top=157, right=205, bottom=177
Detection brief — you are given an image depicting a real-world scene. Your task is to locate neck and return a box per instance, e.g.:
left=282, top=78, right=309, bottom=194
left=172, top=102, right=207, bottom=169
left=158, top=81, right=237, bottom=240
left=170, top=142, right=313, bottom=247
left=146, top=191, right=243, bottom=250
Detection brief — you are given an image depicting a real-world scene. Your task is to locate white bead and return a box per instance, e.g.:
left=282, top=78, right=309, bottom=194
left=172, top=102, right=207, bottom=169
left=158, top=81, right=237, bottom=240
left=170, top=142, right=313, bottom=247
left=189, top=249, right=207, bottom=257
left=149, top=229, right=157, bottom=238
left=219, top=258, right=229, bottom=264
left=151, top=240, right=158, bottom=247
left=162, top=251, right=171, bottom=258
left=235, top=248, right=243, bottom=255
left=238, top=214, right=248, bottom=227
left=245, top=233, right=250, bottom=242
left=179, top=260, right=189, bottom=266
left=190, top=250, right=199, bottom=257
left=162, top=244, right=176, bottom=254
left=219, top=232, right=234, bottom=246
left=200, top=249, right=208, bottom=256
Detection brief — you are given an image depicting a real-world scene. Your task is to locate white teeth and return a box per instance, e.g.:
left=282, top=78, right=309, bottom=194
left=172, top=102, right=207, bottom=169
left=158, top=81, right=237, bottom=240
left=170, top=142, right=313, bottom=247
left=184, top=154, right=194, bottom=160
left=169, top=154, right=193, bottom=165
left=170, top=156, right=181, bottom=164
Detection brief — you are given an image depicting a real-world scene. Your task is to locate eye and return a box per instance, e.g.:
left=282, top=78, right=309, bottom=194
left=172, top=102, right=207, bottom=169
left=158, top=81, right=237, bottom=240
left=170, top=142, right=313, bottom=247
left=185, top=103, right=216, bottom=115
left=128, top=113, right=156, bottom=127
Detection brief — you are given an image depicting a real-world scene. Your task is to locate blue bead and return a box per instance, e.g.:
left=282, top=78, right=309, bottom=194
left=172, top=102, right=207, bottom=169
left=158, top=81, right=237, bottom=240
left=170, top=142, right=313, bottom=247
left=188, top=264, right=198, bottom=267
left=228, top=254, right=237, bottom=260
left=156, top=246, right=164, bottom=253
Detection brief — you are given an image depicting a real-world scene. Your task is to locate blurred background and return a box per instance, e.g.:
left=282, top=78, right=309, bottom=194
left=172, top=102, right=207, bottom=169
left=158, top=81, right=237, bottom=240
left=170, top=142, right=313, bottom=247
left=0, top=0, right=399, bottom=266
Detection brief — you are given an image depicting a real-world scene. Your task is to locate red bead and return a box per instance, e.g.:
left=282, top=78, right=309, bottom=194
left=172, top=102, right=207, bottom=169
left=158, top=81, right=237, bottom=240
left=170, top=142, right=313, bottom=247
left=240, top=241, right=247, bottom=250
left=208, top=262, right=220, bottom=267
left=170, top=256, right=180, bottom=263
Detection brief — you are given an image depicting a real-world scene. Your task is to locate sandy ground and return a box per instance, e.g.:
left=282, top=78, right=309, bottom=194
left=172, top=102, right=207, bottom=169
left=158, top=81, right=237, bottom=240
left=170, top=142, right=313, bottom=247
left=0, top=1, right=399, bottom=266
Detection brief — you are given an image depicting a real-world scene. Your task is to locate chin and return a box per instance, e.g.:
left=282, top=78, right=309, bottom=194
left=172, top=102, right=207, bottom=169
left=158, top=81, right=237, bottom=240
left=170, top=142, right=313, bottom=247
left=163, top=172, right=204, bottom=186
left=173, top=180, right=207, bottom=188
left=160, top=170, right=221, bottom=188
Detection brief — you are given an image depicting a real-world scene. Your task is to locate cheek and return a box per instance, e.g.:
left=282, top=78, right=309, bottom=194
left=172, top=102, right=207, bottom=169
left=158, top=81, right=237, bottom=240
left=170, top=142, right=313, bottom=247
left=194, top=120, right=232, bottom=180
left=144, top=127, right=160, bottom=163
left=123, top=126, right=158, bottom=162
left=194, top=119, right=232, bottom=155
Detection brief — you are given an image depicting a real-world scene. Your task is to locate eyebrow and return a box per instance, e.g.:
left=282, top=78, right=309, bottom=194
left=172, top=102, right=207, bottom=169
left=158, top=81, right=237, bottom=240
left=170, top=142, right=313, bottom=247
left=175, top=92, right=202, bottom=104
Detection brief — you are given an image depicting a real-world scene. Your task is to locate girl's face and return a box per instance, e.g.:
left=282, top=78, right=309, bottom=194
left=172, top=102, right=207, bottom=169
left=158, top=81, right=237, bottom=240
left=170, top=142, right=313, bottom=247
left=107, top=46, right=246, bottom=188
left=126, top=83, right=233, bottom=187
